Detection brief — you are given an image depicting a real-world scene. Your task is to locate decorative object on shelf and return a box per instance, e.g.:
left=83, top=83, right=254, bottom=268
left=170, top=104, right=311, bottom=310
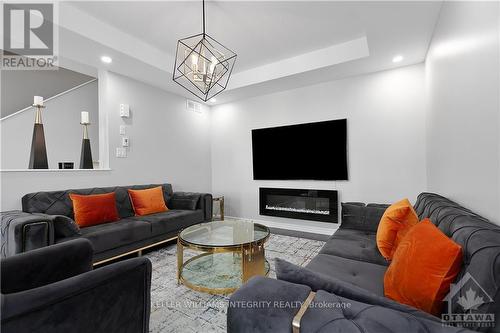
left=212, top=195, right=225, bottom=221
left=28, top=96, right=49, bottom=169
left=79, top=111, right=93, bottom=169
left=58, top=162, right=74, bottom=169
left=173, top=0, right=237, bottom=102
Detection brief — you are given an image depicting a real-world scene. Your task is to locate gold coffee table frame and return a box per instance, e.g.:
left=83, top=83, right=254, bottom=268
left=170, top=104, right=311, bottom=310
left=177, top=223, right=270, bottom=295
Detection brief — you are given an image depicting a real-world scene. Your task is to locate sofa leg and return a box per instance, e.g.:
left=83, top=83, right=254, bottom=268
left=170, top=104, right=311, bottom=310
left=137, top=250, right=143, bottom=257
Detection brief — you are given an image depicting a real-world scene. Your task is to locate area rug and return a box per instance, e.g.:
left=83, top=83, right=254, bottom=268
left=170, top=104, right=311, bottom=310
left=145, top=233, right=325, bottom=333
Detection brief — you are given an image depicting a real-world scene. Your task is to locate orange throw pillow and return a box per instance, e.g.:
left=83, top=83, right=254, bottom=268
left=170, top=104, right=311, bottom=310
left=128, top=186, right=168, bottom=216
left=384, top=219, right=463, bottom=315
left=69, top=192, right=120, bottom=228
left=376, top=198, right=419, bottom=260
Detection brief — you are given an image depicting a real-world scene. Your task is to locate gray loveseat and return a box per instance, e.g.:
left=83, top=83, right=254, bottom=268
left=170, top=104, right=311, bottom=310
left=1, top=183, right=212, bottom=263
left=228, top=193, right=500, bottom=333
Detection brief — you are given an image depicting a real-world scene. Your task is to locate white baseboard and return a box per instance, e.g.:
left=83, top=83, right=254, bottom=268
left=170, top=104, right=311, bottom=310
left=225, top=216, right=338, bottom=236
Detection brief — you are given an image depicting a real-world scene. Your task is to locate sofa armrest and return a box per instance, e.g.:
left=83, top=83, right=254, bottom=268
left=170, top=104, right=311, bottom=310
left=199, top=193, right=213, bottom=221
left=1, top=239, right=93, bottom=294
left=1, top=211, right=55, bottom=258
left=228, top=276, right=311, bottom=333
left=33, top=213, right=81, bottom=239
left=1, top=257, right=151, bottom=333
left=173, top=192, right=212, bottom=221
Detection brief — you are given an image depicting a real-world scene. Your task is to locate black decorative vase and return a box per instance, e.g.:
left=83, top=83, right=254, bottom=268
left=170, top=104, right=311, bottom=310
left=79, top=124, right=93, bottom=169
left=28, top=106, right=48, bottom=169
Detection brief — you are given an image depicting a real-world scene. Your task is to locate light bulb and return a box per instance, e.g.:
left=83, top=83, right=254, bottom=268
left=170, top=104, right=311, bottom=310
left=209, top=56, right=217, bottom=74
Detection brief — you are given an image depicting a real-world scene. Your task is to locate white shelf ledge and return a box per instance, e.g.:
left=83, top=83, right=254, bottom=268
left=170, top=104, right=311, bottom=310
left=1, top=168, right=112, bottom=172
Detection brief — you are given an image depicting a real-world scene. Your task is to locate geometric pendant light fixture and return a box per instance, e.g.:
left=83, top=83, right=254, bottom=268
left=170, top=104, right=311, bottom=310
left=173, top=0, right=237, bottom=102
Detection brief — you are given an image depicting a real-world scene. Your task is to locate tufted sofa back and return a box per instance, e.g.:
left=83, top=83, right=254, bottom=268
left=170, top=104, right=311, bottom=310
left=22, top=184, right=173, bottom=219
left=414, top=193, right=500, bottom=327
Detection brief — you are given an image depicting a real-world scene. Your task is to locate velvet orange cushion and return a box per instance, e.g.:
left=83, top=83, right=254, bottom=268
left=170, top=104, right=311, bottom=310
left=69, top=192, right=120, bottom=228
left=128, top=186, right=168, bottom=216
left=376, top=198, right=419, bottom=260
left=384, top=219, right=463, bottom=315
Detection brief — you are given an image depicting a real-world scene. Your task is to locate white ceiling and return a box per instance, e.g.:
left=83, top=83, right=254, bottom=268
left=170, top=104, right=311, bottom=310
left=59, top=1, right=443, bottom=103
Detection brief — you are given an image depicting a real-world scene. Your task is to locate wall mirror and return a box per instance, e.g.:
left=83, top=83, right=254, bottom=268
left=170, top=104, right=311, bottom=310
left=1, top=65, right=100, bottom=170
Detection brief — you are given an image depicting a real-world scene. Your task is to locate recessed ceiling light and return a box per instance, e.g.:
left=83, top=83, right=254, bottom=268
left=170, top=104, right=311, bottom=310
left=101, top=56, right=112, bottom=64
left=392, top=55, right=403, bottom=63
left=209, top=98, right=217, bottom=103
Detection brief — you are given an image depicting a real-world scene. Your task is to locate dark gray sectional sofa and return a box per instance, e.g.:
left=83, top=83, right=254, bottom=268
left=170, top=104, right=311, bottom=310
left=1, top=183, right=212, bottom=263
left=228, top=193, right=500, bottom=333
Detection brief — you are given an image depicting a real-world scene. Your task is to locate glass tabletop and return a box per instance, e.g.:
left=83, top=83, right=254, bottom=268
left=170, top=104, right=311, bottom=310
left=179, top=220, right=270, bottom=248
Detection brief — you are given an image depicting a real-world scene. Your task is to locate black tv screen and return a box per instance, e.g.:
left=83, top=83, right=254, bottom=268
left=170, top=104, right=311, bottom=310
left=252, top=119, right=348, bottom=180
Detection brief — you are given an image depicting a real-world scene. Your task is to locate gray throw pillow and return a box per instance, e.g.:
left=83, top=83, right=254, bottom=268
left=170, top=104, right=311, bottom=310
left=53, top=215, right=81, bottom=238
left=341, top=202, right=389, bottom=232
left=169, top=193, right=200, bottom=210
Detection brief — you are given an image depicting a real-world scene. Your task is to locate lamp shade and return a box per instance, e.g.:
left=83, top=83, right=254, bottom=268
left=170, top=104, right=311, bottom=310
left=81, top=111, right=90, bottom=124
left=33, top=96, right=43, bottom=106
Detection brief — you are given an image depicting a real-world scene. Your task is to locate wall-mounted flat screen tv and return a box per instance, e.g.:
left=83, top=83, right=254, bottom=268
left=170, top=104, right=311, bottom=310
left=252, top=119, right=348, bottom=180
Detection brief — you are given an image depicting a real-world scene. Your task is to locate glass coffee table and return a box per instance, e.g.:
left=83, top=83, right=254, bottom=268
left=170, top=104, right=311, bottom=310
left=177, top=220, right=270, bottom=294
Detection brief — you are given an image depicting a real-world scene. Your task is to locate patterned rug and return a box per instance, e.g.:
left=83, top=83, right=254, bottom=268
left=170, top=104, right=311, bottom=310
left=145, top=233, right=325, bottom=333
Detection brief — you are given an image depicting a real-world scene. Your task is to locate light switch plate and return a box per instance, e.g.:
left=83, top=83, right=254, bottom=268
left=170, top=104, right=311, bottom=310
left=116, top=147, right=127, bottom=158
left=119, top=125, right=126, bottom=135
left=119, top=104, right=130, bottom=118
left=122, top=137, right=129, bottom=147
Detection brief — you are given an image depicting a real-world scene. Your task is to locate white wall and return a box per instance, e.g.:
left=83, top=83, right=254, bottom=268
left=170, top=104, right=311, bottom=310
left=425, top=1, right=500, bottom=223
left=1, top=81, right=99, bottom=169
left=1, top=67, right=95, bottom=118
left=211, top=64, right=427, bottom=233
left=1, top=72, right=212, bottom=211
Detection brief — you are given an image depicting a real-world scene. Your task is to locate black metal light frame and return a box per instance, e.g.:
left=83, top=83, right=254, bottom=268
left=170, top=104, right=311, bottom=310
left=173, top=0, right=237, bottom=102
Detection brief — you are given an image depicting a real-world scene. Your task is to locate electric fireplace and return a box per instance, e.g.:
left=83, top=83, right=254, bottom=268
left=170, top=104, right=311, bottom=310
left=259, top=188, right=338, bottom=223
